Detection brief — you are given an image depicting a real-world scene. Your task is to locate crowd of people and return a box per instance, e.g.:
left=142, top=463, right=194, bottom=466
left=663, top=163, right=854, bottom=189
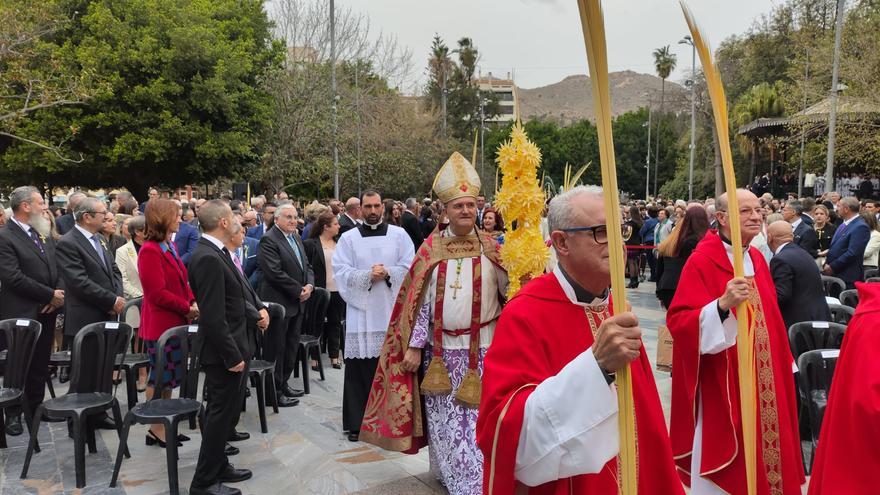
left=0, top=158, right=878, bottom=494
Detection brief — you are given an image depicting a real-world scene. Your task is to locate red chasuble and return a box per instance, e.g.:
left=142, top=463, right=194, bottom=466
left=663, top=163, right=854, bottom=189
left=666, top=231, right=805, bottom=494
left=808, top=282, right=880, bottom=495
left=477, top=272, right=683, bottom=495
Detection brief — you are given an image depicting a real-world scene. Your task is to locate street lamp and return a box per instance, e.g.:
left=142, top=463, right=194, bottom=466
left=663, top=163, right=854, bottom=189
left=643, top=114, right=652, bottom=200
left=679, top=35, right=696, bottom=201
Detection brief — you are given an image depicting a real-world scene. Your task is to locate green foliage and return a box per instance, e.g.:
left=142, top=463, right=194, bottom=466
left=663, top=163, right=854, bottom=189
left=1, top=0, right=283, bottom=196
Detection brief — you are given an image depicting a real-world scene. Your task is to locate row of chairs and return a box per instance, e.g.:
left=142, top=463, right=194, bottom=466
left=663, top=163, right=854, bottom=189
left=1, top=289, right=331, bottom=493
left=788, top=320, right=845, bottom=473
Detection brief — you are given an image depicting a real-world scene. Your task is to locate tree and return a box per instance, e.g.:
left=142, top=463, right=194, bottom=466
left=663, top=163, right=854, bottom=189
left=1, top=0, right=284, bottom=196
left=424, top=35, right=499, bottom=141
left=652, top=45, right=677, bottom=196
left=0, top=0, right=98, bottom=169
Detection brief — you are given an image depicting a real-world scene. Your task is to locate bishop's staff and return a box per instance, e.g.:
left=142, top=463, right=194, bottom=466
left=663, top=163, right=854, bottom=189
left=680, top=3, right=757, bottom=495
left=575, top=1, right=637, bottom=493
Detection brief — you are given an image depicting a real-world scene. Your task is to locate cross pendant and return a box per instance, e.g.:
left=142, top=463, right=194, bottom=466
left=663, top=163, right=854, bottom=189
left=449, top=279, right=463, bottom=300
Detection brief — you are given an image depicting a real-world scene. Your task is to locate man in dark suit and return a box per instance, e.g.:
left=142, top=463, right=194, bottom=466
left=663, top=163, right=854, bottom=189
left=475, top=195, right=487, bottom=228
left=188, top=200, right=259, bottom=495
left=337, top=197, right=360, bottom=236
left=800, top=197, right=816, bottom=226
left=56, top=197, right=124, bottom=428
left=400, top=198, right=423, bottom=252
left=245, top=201, right=276, bottom=240
left=257, top=203, right=314, bottom=407
left=55, top=191, right=86, bottom=235
left=0, top=186, right=65, bottom=435
left=767, top=221, right=831, bottom=329
left=783, top=200, right=819, bottom=258
left=824, top=196, right=871, bottom=289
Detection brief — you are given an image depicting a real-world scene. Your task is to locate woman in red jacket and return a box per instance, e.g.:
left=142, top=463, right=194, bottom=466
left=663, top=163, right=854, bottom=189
left=138, top=199, right=199, bottom=448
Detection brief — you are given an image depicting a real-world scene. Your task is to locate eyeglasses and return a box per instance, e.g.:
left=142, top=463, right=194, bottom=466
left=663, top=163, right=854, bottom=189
left=558, top=224, right=609, bottom=244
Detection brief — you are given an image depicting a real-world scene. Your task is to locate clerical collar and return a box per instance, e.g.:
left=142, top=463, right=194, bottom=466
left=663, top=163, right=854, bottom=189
left=717, top=231, right=750, bottom=249
left=358, top=221, right=388, bottom=237
left=555, top=264, right=608, bottom=305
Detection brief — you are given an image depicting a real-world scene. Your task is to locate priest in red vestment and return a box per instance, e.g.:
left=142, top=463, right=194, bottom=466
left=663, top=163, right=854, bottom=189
left=808, top=281, right=880, bottom=495
left=477, top=186, right=684, bottom=495
left=666, top=189, right=805, bottom=494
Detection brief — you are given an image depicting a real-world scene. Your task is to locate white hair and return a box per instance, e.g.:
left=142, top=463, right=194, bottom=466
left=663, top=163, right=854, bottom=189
left=547, top=185, right=603, bottom=233
left=275, top=203, right=297, bottom=218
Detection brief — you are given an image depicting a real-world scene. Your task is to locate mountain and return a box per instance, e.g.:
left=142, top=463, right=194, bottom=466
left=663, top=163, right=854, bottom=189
left=516, top=71, right=688, bottom=124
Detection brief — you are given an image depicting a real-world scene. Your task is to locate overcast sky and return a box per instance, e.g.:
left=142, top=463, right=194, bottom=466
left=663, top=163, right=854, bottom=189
left=329, top=0, right=778, bottom=92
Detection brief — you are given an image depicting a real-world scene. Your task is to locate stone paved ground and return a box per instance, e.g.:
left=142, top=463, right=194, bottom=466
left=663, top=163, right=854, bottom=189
left=0, top=283, right=676, bottom=495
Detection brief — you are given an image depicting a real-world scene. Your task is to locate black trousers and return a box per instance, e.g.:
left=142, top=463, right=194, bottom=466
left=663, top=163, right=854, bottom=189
left=342, top=357, right=379, bottom=432
left=263, top=313, right=303, bottom=390
left=191, top=363, right=248, bottom=489
left=323, top=292, right=345, bottom=359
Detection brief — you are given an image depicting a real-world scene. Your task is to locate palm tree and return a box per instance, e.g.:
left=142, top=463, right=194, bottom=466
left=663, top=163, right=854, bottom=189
left=652, top=45, right=677, bottom=196
left=429, top=34, right=453, bottom=138
left=733, top=82, right=785, bottom=186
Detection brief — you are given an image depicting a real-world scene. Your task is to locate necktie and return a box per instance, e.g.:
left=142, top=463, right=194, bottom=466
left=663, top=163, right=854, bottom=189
left=233, top=252, right=244, bottom=275
left=28, top=229, right=45, bottom=255
left=91, top=234, right=107, bottom=266
left=287, top=235, right=304, bottom=269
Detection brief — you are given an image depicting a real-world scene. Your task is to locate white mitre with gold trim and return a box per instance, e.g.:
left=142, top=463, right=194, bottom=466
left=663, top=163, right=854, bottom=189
left=432, top=152, right=481, bottom=204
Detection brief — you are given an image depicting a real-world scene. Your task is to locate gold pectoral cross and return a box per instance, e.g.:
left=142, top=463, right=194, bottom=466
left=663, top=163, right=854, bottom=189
left=449, top=278, right=463, bottom=300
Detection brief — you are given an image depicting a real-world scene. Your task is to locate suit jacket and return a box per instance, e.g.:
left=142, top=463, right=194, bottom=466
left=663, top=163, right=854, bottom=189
left=338, top=214, right=357, bottom=236
left=302, top=237, right=329, bottom=289
left=246, top=222, right=267, bottom=240
left=827, top=216, right=871, bottom=286
left=188, top=238, right=261, bottom=368
left=56, top=227, right=123, bottom=336
left=138, top=240, right=194, bottom=340
left=770, top=243, right=832, bottom=329
left=115, top=241, right=143, bottom=299
left=792, top=220, right=819, bottom=258
left=235, top=236, right=261, bottom=290
left=55, top=213, right=75, bottom=236
left=0, top=222, right=60, bottom=320
left=400, top=210, right=423, bottom=252
left=800, top=213, right=814, bottom=227
left=174, top=221, right=199, bottom=265
left=258, top=226, right=314, bottom=318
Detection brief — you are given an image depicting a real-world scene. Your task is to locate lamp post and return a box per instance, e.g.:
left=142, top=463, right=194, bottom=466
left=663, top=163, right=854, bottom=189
left=824, top=0, right=846, bottom=192
left=330, top=0, right=339, bottom=199
left=680, top=35, right=697, bottom=201
left=644, top=107, right=652, bottom=200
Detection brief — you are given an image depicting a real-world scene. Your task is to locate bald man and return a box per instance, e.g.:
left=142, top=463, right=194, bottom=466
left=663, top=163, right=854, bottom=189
left=338, top=197, right=361, bottom=236
left=767, top=220, right=832, bottom=329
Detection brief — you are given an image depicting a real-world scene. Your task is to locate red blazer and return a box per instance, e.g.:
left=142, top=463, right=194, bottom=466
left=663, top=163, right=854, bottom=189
left=137, top=240, right=195, bottom=341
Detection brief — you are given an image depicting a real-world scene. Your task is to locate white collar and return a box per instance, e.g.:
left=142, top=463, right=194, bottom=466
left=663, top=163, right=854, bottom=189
left=201, top=233, right=225, bottom=251
left=774, top=242, right=790, bottom=256
left=791, top=218, right=802, bottom=229
left=552, top=265, right=610, bottom=308
left=721, top=238, right=756, bottom=276
left=74, top=224, right=98, bottom=241
left=843, top=215, right=858, bottom=226
left=364, top=220, right=382, bottom=230
left=10, top=216, right=31, bottom=235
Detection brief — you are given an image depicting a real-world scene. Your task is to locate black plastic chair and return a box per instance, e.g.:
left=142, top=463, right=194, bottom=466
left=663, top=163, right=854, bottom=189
left=788, top=321, right=847, bottom=361
left=295, top=288, right=329, bottom=394
left=21, top=321, right=131, bottom=489
left=117, top=298, right=150, bottom=410
left=798, top=349, right=839, bottom=474
left=838, top=289, right=858, bottom=310
left=820, top=275, right=846, bottom=298
left=0, top=319, right=42, bottom=449
left=865, top=268, right=879, bottom=279
left=46, top=349, right=71, bottom=399
left=248, top=302, right=284, bottom=433
left=788, top=320, right=846, bottom=458
left=827, top=303, right=854, bottom=325
left=867, top=277, right=880, bottom=283
left=110, top=325, right=205, bottom=495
